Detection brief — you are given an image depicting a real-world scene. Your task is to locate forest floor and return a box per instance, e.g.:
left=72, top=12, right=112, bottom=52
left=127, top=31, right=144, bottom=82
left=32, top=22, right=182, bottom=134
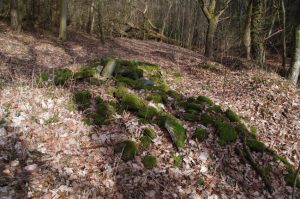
left=0, top=21, right=299, bottom=198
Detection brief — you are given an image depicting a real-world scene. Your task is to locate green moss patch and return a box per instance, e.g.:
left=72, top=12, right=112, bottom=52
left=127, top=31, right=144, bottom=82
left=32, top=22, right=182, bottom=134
left=137, top=106, right=158, bottom=120
left=160, top=114, right=186, bottom=148
left=93, top=97, right=115, bottom=126
left=114, top=140, right=138, bottom=161
left=183, top=111, right=199, bottom=122
left=166, top=90, right=183, bottom=101
left=36, top=72, right=49, bottom=85
left=73, top=90, right=92, bottom=110
left=118, top=90, right=145, bottom=111
left=54, top=68, right=73, bottom=85
left=171, top=153, right=183, bottom=168
left=246, top=139, right=266, bottom=152
left=142, top=155, right=157, bottom=169
left=197, top=95, right=213, bottom=105
left=74, top=66, right=96, bottom=79
left=192, top=128, right=208, bottom=142
left=144, top=127, right=157, bottom=139
left=140, top=136, right=152, bottom=149
left=146, top=93, right=166, bottom=103
left=215, top=120, right=237, bottom=145
left=285, top=169, right=300, bottom=188
left=225, top=109, right=240, bottom=122
left=200, top=113, right=214, bottom=126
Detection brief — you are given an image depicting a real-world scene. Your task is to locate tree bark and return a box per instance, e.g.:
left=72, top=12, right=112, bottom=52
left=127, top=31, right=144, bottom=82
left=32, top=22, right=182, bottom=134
left=10, top=0, right=19, bottom=31
left=59, top=0, right=68, bottom=41
left=281, top=0, right=287, bottom=68
left=96, top=0, right=104, bottom=44
left=243, top=0, right=252, bottom=60
left=251, top=0, right=264, bottom=65
left=289, top=24, right=300, bottom=86
left=205, top=18, right=217, bottom=57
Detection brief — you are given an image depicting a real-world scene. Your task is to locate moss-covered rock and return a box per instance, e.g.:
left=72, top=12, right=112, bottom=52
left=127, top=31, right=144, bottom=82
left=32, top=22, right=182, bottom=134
left=192, top=128, right=208, bottom=142
left=160, top=114, right=186, bottom=148
left=225, top=109, right=240, bottom=122
left=142, top=155, right=157, bottom=169
left=246, top=139, right=266, bottom=152
left=144, top=127, right=157, bottom=139
left=166, top=90, right=183, bottom=101
left=200, top=113, right=214, bottom=126
left=73, top=90, right=92, bottom=110
left=137, top=106, right=158, bottom=120
left=74, top=66, right=96, bottom=79
left=235, top=123, right=256, bottom=139
left=140, top=135, right=152, bottom=149
left=147, top=93, right=164, bottom=103
left=215, top=120, right=237, bottom=145
left=93, top=97, right=115, bottom=126
left=119, top=91, right=145, bottom=111
left=114, top=140, right=138, bottom=161
left=54, top=68, right=73, bottom=85
left=207, top=105, right=223, bottom=113
left=197, top=95, right=213, bottom=105
left=183, top=111, right=199, bottom=122
left=180, top=101, right=203, bottom=112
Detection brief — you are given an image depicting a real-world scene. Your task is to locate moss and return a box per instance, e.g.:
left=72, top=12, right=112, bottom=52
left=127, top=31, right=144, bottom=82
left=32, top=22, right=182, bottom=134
left=93, top=97, right=115, bottom=126
left=250, top=126, right=257, bottom=134
left=73, top=90, right=92, bottom=110
left=246, top=139, right=266, bottom=152
left=74, top=66, right=96, bottom=79
left=235, top=123, right=256, bottom=139
left=36, top=72, right=49, bottom=85
left=147, top=93, right=164, bottom=103
left=275, top=155, right=293, bottom=168
left=144, top=127, right=157, bottom=139
left=183, top=111, right=199, bottom=121
left=192, top=128, right=207, bottom=142
left=166, top=90, right=183, bottom=101
left=180, top=100, right=203, bottom=112
left=196, top=178, right=205, bottom=186
left=207, top=105, right=223, bottom=113
left=197, top=95, right=213, bottom=105
left=171, top=153, right=183, bottom=168
left=137, top=106, right=158, bottom=120
left=140, top=136, right=152, bottom=149
left=119, top=91, right=145, bottom=111
left=114, top=140, right=138, bottom=161
left=200, top=113, right=214, bottom=126
left=285, top=169, right=300, bottom=188
left=142, top=155, right=157, bottom=169
left=54, top=68, right=73, bottom=85
left=225, top=109, right=240, bottom=122
left=160, top=114, right=186, bottom=148
left=215, top=120, right=237, bottom=145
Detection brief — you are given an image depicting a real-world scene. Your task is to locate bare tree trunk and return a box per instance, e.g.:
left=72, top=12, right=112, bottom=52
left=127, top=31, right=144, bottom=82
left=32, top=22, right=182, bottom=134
left=96, top=0, right=104, bottom=44
left=10, top=0, right=19, bottom=31
left=205, top=18, right=217, bottom=57
left=281, top=0, right=287, bottom=68
left=289, top=24, right=300, bottom=86
left=243, top=0, right=252, bottom=60
left=59, top=0, right=68, bottom=41
left=251, top=0, right=264, bottom=65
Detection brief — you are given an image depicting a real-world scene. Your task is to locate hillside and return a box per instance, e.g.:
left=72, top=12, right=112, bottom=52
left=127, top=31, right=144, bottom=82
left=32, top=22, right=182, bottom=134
left=0, top=22, right=299, bottom=198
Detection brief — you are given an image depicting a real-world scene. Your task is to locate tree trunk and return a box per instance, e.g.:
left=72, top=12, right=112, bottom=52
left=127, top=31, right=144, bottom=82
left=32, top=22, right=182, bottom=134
left=59, top=0, right=68, bottom=41
left=251, top=0, right=264, bottom=65
left=10, top=0, right=19, bottom=31
left=205, top=18, right=217, bottom=57
left=281, top=0, right=287, bottom=68
left=243, top=0, right=252, bottom=60
left=96, top=0, right=104, bottom=43
left=289, top=24, right=300, bottom=86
